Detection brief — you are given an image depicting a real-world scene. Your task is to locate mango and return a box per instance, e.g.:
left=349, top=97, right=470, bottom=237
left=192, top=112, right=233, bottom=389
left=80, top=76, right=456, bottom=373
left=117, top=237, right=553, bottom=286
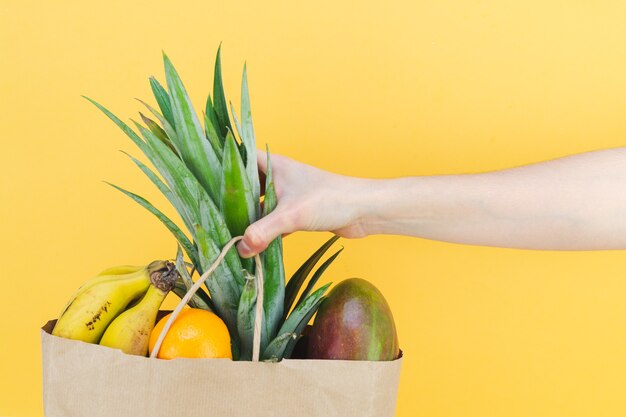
left=307, top=278, right=399, bottom=361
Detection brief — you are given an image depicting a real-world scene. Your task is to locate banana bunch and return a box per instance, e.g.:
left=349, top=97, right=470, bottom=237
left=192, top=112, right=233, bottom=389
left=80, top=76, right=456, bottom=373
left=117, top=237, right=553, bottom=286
left=53, top=260, right=179, bottom=355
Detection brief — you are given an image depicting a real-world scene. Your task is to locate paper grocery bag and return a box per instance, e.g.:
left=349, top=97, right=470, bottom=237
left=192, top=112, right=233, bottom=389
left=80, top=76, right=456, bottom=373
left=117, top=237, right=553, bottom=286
left=41, top=319, right=402, bottom=417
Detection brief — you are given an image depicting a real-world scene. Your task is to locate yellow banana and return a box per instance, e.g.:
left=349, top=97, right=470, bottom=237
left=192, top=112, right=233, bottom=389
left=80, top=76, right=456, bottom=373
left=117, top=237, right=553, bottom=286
left=96, top=264, right=143, bottom=276
left=99, top=262, right=179, bottom=355
left=52, top=261, right=171, bottom=344
left=56, top=268, right=144, bottom=319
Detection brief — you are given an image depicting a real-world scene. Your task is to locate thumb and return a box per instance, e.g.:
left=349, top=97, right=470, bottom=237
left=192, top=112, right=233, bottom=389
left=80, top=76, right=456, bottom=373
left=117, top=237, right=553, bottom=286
left=237, top=208, right=292, bottom=258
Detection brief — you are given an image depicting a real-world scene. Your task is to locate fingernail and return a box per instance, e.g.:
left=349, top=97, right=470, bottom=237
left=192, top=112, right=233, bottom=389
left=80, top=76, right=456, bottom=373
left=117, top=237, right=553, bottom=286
left=237, top=241, right=254, bottom=258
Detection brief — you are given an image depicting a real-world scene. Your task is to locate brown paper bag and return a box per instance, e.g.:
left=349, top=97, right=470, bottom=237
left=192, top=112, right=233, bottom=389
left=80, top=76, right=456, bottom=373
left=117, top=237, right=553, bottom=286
left=43, top=243, right=402, bottom=416
left=41, top=319, right=402, bottom=417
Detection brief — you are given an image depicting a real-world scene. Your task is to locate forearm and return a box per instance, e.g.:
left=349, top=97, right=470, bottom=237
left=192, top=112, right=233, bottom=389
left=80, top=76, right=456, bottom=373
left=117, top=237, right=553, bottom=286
left=355, top=148, right=626, bottom=250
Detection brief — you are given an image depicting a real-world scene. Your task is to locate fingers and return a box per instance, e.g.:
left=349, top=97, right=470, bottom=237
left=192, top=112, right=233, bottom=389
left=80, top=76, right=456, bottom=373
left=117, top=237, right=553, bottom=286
left=237, top=208, right=295, bottom=258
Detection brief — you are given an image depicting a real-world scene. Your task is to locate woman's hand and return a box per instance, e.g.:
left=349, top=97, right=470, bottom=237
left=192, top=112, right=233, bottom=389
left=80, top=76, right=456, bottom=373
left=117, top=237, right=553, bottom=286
left=237, top=151, right=370, bottom=257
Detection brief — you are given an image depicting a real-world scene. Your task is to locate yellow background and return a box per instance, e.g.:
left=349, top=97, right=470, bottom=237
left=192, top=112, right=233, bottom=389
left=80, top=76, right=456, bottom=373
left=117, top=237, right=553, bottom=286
left=2, top=0, right=626, bottom=415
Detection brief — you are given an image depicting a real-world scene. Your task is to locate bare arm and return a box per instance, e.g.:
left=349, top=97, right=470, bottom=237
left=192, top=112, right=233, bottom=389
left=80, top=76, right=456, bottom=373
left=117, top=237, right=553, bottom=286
left=238, top=148, right=626, bottom=257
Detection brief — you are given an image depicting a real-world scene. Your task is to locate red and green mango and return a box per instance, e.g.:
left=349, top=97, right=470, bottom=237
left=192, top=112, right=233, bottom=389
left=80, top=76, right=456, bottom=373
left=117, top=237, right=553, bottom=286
left=307, top=278, right=399, bottom=361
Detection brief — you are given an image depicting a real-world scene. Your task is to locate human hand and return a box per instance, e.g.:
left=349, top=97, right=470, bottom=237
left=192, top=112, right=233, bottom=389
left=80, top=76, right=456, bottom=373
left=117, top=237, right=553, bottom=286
left=237, top=151, right=369, bottom=258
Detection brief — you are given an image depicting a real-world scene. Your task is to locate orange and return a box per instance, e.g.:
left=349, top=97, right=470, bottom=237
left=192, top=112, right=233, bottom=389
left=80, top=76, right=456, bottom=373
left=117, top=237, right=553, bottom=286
left=148, top=308, right=232, bottom=360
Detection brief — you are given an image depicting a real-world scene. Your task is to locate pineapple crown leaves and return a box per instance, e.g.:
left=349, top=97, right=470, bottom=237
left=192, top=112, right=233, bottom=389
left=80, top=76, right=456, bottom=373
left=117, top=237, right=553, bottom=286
left=85, top=48, right=342, bottom=361
left=172, top=245, right=214, bottom=311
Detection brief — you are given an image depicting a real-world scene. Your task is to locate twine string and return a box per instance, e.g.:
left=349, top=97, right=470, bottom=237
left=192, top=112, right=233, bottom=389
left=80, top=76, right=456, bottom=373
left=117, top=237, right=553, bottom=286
left=149, top=236, right=264, bottom=362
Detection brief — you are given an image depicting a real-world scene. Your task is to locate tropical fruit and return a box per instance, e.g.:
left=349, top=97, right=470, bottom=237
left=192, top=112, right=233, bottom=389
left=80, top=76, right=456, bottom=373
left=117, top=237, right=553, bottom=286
left=88, top=48, right=344, bottom=361
left=307, top=278, right=400, bottom=361
left=52, top=261, right=173, bottom=344
left=148, top=309, right=232, bottom=359
left=99, top=261, right=179, bottom=355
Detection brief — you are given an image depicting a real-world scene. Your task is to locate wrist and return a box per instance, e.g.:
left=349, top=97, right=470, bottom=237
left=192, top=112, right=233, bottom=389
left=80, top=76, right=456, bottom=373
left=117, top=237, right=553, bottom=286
left=352, top=176, right=441, bottom=237
left=347, top=177, right=404, bottom=237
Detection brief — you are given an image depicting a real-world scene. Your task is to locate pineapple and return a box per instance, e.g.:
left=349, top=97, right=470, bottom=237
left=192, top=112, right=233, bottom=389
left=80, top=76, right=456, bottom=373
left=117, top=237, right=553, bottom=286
left=86, top=47, right=341, bottom=361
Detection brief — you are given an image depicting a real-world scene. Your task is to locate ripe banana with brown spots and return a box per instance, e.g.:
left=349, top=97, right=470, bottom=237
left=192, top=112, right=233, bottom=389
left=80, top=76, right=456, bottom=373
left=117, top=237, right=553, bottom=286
left=52, top=261, right=174, bottom=344
left=99, top=262, right=179, bottom=355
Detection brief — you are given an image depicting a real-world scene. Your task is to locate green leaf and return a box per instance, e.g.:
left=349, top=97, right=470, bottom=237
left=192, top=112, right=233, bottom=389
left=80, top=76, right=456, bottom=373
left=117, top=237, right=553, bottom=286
left=262, top=332, right=297, bottom=362
left=264, top=283, right=331, bottom=361
left=205, top=94, right=223, bottom=146
left=122, top=151, right=200, bottom=267
left=83, top=96, right=145, bottom=149
left=149, top=76, right=176, bottom=129
left=172, top=281, right=214, bottom=311
left=240, top=64, right=261, bottom=213
left=260, top=150, right=284, bottom=341
left=196, top=191, right=246, bottom=289
left=163, top=52, right=222, bottom=203
left=281, top=283, right=331, bottom=360
left=284, top=235, right=340, bottom=318
left=86, top=97, right=175, bottom=185
left=219, top=131, right=256, bottom=238
left=105, top=182, right=198, bottom=269
left=263, top=147, right=277, bottom=216
left=195, top=226, right=241, bottom=358
left=86, top=97, right=191, bottom=229
left=137, top=99, right=179, bottom=153
left=237, top=271, right=257, bottom=361
left=175, top=245, right=195, bottom=290
left=204, top=113, right=223, bottom=162
left=229, top=102, right=243, bottom=136
left=139, top=112, right=177, bottom=154
left=238, top=140, right=248, bottom=167
left=262, top=236, right=284, bottom=341
left=213, top=46, right=233, bottom=138
left=229, top=102, right=246, bottom=161
left=174, top=246, right=214, bottom=312
left=130, top=122, right=202, bottom=234
left=294, top=248, right=343, bottom=310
